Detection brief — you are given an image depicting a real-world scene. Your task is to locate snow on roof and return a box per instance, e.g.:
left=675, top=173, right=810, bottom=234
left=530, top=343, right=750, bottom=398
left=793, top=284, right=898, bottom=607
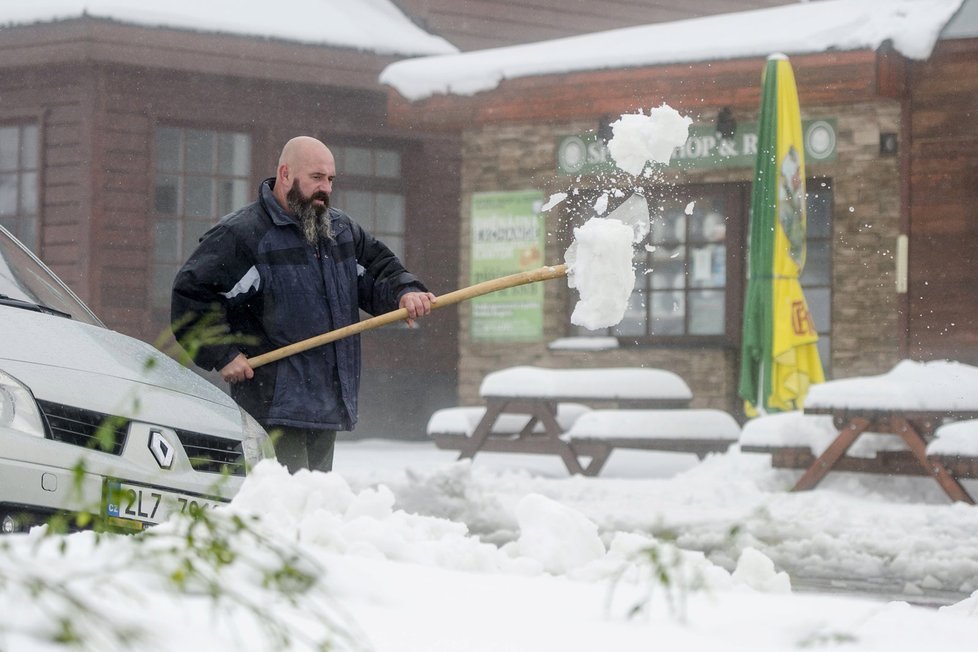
left=380, top=0, right=964, bottom=101
left=0, top=0, right=458, bottom=57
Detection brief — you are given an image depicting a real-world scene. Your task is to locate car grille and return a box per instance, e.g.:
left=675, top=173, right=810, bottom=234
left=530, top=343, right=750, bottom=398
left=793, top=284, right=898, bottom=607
left=37, top=401, right=245, bottom=476
left=38, top=400, right=129, bottom=455
left=175, top=429, right=246, bottom=477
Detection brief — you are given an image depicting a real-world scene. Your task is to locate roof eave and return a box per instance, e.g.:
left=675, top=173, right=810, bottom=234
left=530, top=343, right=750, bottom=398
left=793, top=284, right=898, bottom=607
left=0, top=16, right=402, bottom=91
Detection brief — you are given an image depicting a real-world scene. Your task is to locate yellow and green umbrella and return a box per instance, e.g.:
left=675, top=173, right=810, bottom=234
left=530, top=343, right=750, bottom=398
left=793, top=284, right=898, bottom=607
left=738, top=54, right=825, bottom=415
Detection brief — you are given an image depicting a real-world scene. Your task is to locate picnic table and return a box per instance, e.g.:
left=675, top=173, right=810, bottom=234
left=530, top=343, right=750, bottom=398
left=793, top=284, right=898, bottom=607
left=741, top=360, right=978, bottom=503
left=427, top=365, right=697, bottom=475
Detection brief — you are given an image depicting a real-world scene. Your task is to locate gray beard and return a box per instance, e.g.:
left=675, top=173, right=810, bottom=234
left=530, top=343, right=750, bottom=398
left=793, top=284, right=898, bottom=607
left=287, top=192, right=334, bottom=246
left=299, top=205, right=334, bottom=246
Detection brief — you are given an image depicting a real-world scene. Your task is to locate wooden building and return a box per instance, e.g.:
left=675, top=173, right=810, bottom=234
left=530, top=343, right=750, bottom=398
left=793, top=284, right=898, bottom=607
left=0, top=9, right=463, bottom=440
left=383, top=1, right=978, bottom=417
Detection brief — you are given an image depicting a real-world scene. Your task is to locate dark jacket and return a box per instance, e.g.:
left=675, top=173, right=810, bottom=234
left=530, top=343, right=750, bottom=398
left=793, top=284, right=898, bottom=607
left=171, top=178, right=427, bottom=430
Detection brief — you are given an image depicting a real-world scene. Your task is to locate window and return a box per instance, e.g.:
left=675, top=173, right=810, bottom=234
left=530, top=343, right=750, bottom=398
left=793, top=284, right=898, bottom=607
left=330, top=145, right=406, bottom=259
left=571, top=185, right=745, bottom=342
left=802, top=179, right=833, bottom=372
left=633, top=190, right=738, bottom=338
left=152, top=127, right=251, bottom=315
left=570, top=180, right=832, bottom=370
left=0, top=124, right=40, bottom=251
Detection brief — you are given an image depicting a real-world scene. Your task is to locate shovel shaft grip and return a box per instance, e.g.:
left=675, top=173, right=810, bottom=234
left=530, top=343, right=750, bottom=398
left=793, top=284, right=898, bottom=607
left=247, top=263, right=567, bottom=369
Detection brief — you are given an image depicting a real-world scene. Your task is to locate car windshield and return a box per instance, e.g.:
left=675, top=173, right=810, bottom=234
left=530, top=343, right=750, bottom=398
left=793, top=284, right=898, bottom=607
left=0, top=225, right=103, bottom=327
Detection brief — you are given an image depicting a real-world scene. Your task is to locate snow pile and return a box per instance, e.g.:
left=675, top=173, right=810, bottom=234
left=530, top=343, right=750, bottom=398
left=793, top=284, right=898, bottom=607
left=733, top=547, right=792, bottom=593
left=229, top=461, right=515, bottom=573
left=511, top=494, right=606, bottom=574
left=564, top=218, right=635, bottom=329
left=607, top=105, right=693, bottom=175
left=5, top=443, right=978, bottom=650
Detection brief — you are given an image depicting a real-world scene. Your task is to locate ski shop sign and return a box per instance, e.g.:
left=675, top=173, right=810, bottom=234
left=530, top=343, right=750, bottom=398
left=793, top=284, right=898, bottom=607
left=556, top=118, right=836, bottom=174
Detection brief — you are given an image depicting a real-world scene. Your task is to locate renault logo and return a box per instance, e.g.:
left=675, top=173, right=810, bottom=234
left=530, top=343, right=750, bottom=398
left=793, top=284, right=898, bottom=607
left=148, top=429, right=175, bottom=469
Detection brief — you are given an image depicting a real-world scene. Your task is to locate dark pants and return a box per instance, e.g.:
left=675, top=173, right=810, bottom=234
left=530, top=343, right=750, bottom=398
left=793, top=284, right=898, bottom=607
left=268, top=426, right=336, bottom=473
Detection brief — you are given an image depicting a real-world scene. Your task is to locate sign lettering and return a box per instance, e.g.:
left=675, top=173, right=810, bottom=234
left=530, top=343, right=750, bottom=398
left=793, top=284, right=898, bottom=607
left=557, top=118, right=836, bottom=175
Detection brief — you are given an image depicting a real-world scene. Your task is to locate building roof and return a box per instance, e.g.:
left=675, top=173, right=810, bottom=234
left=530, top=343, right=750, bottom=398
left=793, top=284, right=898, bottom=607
left=380, top=0, right=965, bottom=101
left=0, top=0, right=458, bottom=57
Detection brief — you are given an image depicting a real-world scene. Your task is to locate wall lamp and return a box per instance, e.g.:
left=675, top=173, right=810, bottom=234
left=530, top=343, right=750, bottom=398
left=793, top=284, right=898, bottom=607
left=716, top=106, right=737, bottom=140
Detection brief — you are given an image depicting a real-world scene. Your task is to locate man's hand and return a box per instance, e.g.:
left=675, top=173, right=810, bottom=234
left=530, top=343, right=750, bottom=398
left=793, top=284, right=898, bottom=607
left=220, top=352, right=255, bottom=384
left=400, top=291, right=437, bottom=327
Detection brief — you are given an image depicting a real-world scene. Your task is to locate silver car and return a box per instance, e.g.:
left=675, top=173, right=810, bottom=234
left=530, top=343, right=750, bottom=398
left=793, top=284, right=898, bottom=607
left=0, top=225, right=273, bottom=532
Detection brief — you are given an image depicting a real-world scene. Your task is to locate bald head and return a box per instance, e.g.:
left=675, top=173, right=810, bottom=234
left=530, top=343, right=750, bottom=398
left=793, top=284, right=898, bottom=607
left=273, top=136, right=336, bottom=212
left=279, top=136, right=330, bottom=168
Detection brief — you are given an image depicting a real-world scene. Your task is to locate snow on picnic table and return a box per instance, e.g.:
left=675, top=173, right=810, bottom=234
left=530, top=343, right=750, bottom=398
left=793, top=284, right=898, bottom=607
left=743, top=360, right=978, bottom=457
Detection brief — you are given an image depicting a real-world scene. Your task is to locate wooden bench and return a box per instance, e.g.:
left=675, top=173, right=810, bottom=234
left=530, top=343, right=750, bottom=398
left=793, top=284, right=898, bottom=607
left=562, top=408, right=741, bottom=476
left=427, top=403, right=591, bottom=450
left=428, top=366, right=695, bottom=475
left=740, top=410, right=961, bottom=478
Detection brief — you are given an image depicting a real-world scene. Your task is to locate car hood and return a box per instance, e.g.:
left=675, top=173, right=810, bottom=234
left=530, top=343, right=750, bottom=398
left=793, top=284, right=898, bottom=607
left=0, top=307, right=242, bottom=438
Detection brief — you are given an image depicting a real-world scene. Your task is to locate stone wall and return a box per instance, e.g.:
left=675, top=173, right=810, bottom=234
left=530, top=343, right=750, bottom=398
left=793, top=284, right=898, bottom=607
left=455, top=101, right=904, bottom=416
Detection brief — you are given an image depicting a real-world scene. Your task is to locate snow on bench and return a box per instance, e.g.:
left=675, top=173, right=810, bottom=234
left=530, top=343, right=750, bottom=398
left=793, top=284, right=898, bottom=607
left=929, top=419, right=978, bottom=458
left=740, top=411, right=907, bottom=459
left=562, top=408, right=741, bottom=475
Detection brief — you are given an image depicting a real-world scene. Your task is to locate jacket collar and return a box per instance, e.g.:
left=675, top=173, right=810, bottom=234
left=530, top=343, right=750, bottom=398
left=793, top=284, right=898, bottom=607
left=259, top=178, right=299, bottom=227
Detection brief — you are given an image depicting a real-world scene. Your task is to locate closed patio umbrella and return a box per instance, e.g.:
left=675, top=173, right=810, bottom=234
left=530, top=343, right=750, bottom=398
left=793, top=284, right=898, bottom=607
left=738, top=53, right=825, bottom=415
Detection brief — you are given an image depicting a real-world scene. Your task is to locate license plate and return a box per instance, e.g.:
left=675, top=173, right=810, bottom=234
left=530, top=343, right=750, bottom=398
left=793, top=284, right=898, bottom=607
left=104, top=480, right=226, bottom=527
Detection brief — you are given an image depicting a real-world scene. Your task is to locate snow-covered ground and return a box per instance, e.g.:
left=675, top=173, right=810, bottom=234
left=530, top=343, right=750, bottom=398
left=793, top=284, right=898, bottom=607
left=4, top=436, right=978, bottom=651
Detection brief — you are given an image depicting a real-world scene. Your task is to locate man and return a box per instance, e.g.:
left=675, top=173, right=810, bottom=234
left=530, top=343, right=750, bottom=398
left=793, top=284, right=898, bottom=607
left=171, top=136, right=436, bottom=473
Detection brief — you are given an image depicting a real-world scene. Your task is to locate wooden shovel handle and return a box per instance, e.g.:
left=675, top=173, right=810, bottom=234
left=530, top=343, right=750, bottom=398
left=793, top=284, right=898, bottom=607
left=247, top=263, right=568, bottom=369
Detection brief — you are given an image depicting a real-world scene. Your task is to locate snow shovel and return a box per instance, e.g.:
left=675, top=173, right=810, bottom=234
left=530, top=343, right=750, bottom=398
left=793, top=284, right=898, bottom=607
left=246, top=264, right=568, bottom=370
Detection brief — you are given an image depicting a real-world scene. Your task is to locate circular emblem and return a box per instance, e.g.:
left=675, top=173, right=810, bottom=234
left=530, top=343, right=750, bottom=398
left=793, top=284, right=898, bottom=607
left=805, top=120, right=836, bottom=161
left=558, top=136, right=587, bottom=174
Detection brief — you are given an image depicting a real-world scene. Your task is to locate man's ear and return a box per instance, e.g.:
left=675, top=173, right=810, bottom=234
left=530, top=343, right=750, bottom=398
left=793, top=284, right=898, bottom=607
left=278, top=163, right=290, bottom=184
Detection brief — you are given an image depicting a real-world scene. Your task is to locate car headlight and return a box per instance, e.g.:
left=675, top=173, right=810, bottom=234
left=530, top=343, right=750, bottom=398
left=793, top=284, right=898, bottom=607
left=0, top=368, right=46, bottom=437
left=239, top=406, right=274, bottom=471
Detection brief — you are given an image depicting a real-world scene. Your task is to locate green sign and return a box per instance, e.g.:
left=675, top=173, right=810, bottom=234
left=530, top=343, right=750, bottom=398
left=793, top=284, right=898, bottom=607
left=557, top=118, right=837, bottom=175
left=470, top=190, right=546, bottom=341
